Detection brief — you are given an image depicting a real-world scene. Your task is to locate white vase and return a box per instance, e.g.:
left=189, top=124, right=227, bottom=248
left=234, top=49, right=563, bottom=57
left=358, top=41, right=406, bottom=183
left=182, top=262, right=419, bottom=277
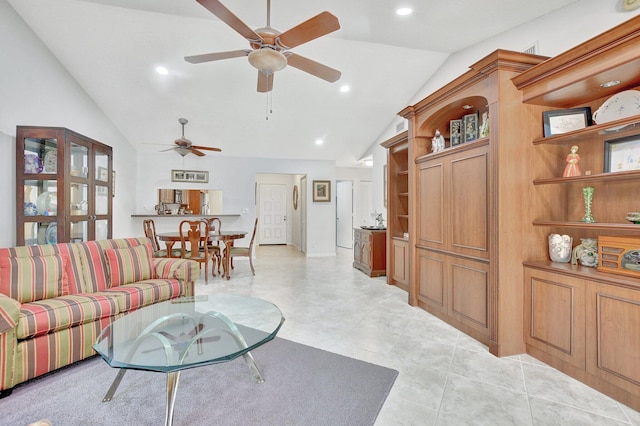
left=548, top=234, right=572, bottom=263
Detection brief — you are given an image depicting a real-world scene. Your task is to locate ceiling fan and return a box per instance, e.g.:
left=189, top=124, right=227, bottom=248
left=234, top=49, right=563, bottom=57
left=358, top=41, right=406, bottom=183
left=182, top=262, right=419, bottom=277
left=160, top=118, right=222, bottom=157
left=185, top=0, right=341, bottom=92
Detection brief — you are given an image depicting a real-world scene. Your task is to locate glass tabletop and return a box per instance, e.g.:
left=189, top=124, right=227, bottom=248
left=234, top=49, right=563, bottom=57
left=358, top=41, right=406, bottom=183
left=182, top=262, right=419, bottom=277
left=93, top=295, right=285, bottom=373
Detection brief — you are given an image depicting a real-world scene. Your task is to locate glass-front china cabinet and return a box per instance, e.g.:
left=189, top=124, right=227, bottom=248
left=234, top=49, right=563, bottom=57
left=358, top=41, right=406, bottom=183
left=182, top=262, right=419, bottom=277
left=16, top=126, right=113, bottom=246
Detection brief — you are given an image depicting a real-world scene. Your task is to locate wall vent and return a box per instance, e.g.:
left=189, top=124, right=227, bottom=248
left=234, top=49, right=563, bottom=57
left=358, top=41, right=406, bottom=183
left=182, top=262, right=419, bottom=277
left=522, top=41, right=539, bottom=55
left=396, top=121, right=406, bottom=132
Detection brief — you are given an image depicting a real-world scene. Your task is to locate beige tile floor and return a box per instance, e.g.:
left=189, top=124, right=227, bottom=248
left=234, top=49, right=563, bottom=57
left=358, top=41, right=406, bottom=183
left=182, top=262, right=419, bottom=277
left=196, top=245, right=640, bottom=426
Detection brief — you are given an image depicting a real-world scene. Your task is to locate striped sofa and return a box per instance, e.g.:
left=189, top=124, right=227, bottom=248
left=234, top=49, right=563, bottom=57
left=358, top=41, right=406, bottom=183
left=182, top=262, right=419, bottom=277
left=0, top=237, right=199, bottom=396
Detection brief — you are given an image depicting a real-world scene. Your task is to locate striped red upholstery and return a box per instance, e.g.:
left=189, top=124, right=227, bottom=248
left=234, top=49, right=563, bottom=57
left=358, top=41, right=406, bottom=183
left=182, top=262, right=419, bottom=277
left=0, top=254, right=69, bottom=303
left=17, top=294, right=119, bottom=340
left=104, top=243, right=155, bottom=287
left=100, top=279, right=183, bottom=311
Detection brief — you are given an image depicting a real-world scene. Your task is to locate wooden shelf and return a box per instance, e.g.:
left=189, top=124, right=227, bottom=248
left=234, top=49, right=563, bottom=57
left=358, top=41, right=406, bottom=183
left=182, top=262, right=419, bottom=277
left=524, top=260, right=640, bottom=290
left=415, top=137, right=489, bottom=164
left=532, top=220, right=640, bottom=231
left=532, top=115, right=640, bottom=145
left=533, top=170, right=640, bottom=185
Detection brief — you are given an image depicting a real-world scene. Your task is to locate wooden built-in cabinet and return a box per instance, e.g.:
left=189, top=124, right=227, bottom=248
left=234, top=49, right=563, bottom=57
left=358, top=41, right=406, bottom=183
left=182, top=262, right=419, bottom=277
left=399, top=50, right=547, bottom=356
left=353, top=228, right=386, bottom=277
left=513, top=15, right=640, bottom=411
left=16, top=126, right=113, bottom=246
left=382, top=131, right=409, bottom=291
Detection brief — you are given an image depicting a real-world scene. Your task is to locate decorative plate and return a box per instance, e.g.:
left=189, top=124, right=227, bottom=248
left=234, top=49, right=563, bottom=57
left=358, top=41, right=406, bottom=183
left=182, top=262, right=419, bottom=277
left=24, top=202, right=38, bottom=216
left=37, top=192, right=57, bottom=215
left=592, top=90, right=640, bottom=125
left=24, top=152, right=43, bottom=174
left=45, top=223, right=58, bottom=244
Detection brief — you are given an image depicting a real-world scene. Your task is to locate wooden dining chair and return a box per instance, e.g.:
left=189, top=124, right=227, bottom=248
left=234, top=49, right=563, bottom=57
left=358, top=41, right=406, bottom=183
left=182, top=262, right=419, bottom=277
left=179, top=219, right=211, bottom=283
left=228, top=218, right=258, bottom=275
left=204, top=217, right=222, bottom=276
left=143, top=219, right=181, bottom=258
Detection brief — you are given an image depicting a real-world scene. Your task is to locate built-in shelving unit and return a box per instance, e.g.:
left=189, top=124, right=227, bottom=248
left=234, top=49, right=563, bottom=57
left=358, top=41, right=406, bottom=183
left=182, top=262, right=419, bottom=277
left=381, top=131, right=410, bottom=291
left=513, top=14, right=640, bottom=411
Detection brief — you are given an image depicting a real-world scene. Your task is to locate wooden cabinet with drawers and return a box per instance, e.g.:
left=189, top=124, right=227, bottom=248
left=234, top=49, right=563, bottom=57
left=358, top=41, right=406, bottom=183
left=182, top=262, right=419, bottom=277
left=353, top=228, right=386, bottom=277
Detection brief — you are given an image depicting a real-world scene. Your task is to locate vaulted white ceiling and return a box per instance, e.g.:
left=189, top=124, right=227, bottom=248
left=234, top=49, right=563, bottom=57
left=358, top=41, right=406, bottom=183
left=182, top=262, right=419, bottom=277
left=9, top=0, right=577, bottom=166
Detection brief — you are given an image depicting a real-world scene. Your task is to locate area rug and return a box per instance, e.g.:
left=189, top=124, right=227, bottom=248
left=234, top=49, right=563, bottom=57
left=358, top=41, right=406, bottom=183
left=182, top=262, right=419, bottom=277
left=1, top=338, right=398, bottom=425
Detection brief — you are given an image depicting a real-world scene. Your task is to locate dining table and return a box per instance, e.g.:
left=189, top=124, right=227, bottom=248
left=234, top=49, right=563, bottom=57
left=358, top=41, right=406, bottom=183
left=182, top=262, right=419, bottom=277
left=157, top=230, right=248, bottom=280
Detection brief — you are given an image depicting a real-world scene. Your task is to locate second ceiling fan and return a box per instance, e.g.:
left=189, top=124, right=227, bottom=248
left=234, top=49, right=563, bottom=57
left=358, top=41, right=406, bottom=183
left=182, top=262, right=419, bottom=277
left=185, top=0, right=341, bottom=92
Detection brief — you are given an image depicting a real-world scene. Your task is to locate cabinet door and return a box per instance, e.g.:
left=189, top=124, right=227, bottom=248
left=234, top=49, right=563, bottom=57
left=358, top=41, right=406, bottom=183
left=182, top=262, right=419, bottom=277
left=586, top=282, right=640, bottom=393
left=523, top=267, right=586, bottom=368
left=416, top=248, right=447, bottom=313
left=391, top=239, right=409, bottom=286
left=448, top=256, right=490, bottom=335
left=417, top=162, right=445, bottom=249
left=353, top=231, right=362, bottom=266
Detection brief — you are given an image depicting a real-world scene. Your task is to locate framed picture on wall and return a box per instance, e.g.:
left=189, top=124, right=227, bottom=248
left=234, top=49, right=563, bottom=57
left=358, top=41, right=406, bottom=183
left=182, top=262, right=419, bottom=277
left=542, top=107, right=592, bottom=137
left=171, top=169, right=209, bottom=183
left=462, top=113, right=478, bottom=143
left=312, top=180, right=331, bottom=202
left=450, top=119, right=462, bottom=146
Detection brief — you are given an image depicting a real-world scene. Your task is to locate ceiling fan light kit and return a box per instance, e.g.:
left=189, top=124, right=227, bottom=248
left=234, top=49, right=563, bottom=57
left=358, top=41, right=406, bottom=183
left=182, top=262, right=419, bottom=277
left=186, top=0, right=341, bottom=92
left=248, top=49, right=287, bottom=74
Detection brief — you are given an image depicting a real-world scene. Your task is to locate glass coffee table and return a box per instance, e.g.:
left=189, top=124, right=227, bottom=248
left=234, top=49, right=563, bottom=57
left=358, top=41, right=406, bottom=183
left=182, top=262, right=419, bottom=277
left=93, top=295, right=285, bottom=426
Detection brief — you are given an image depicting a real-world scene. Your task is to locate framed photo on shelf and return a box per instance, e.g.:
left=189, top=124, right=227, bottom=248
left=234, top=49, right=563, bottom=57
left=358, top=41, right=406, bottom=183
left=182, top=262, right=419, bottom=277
left=171, top=169, right=209, bottom=183
left=312, top=180, right=331, bottom=202
left=462, top=113, right=478, bottom=143
left=604, top=135, right=640, bottom=172
left=450, top=119, right=462, bottom=146
left=542, top=107, right=592, bottom=137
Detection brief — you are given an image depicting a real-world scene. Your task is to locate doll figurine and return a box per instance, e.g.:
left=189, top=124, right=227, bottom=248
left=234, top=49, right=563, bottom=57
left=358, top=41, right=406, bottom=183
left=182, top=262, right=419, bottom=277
left=563, top=145, right=581, bottom=177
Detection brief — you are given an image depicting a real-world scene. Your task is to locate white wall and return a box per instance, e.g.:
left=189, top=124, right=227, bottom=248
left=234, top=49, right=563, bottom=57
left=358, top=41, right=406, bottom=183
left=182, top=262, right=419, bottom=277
left=135, top=152, right=336, bottom=256
left=0, top=0, right=137, bottom=248
left=366, top=0, right=640, bottom=221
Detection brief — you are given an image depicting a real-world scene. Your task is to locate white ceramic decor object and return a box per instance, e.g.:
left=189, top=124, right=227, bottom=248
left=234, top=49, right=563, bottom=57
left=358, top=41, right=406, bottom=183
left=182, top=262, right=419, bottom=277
left=592, top=90, right=640, bottom=127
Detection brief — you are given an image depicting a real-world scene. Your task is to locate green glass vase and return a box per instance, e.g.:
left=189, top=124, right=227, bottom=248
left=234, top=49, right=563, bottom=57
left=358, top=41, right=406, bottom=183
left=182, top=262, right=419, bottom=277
left=580, top=186, right=596, bottom=223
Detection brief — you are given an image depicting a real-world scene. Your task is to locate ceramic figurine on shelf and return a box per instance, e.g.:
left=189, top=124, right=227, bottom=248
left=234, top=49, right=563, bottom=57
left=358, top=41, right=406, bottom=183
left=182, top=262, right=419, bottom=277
left=563, top=145, right=581, bottom=177
left=432, top=130, right=445, bottom=153
left=571, top=238, right=598, bottom=267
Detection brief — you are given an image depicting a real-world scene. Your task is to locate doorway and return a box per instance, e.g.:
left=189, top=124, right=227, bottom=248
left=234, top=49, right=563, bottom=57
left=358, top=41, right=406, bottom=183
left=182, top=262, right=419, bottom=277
left=336, top=180, right=353, bottom=249
left=258, top=183, right=287, bottom=245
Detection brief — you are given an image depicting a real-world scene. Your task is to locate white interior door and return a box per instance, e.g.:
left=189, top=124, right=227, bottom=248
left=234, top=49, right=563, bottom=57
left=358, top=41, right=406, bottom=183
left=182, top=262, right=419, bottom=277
left=358, top=181, right=373, bottom=227
left=336, top=180, right=353, bottom=249
left=259, top=183, right=287, bottom=245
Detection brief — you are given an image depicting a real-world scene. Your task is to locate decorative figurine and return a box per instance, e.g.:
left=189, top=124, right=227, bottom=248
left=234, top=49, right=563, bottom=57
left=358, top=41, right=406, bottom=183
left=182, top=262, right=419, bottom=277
left=563, top=145, right=581, bottom=177
left=432, top=130, right=445, bottom=153
left=571, top=238, right=598, bottom=267
left=479, top=111, right=490, bottom=138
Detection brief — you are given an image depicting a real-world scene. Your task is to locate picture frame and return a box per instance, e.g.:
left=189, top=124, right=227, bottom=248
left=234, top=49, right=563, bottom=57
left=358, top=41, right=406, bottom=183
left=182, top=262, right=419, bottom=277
left=312, top=180, right=331, bottom=202
left=171, top=169, right=209, bottom=183
left=543, top=107, right=592, bottom=137
left=462, top=113, right=478, bottom=143
left=604, top=135, right=640, bottom=173
left=450, top=119, right=463, bottom=146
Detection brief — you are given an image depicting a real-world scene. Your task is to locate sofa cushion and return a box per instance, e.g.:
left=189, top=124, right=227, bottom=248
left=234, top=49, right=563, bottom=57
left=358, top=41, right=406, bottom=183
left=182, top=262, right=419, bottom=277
left=17, top=294, right=120, bottom=340
left=0, top=254, right=69, bottom=303
left=99, top=279, right=183, bottom=312
left=104, top=244, right=155, bottom=288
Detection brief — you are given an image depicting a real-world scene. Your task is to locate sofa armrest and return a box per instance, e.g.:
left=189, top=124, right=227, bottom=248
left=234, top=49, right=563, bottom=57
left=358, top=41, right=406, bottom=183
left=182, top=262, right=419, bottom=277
left=0, top=294, right=20, bottom=334
left=153, top=258, right=200, bottom=296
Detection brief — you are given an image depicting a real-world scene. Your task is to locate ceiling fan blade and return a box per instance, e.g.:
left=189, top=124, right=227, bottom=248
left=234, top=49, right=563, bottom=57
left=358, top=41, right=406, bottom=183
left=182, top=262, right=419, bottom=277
left=286, top=53, right=341, bottom=83
left=257, top=71, right=274, bottom=93
left=192, top=145, right=222, bottom=152
left=191, top=148, right=206, bottom=157
left=185, top=50, right=250, bottom=64
left=196, top=0, right=262, bottom=42
left=276, top=11, right=340, bottom=49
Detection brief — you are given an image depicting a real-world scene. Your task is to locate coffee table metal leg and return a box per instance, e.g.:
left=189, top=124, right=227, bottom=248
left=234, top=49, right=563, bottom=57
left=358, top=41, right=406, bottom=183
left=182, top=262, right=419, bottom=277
left=102, top=368, right=127, bottom=402
left=165, top=371, right=181, bottom=426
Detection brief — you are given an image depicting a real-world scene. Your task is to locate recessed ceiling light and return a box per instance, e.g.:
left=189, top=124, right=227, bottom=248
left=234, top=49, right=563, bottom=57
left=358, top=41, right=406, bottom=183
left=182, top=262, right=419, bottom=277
left=339, top=85, right=350, bottom=93
left=315, top=139, right=324, bottom=145
left=396, top=7, right=413, bottom=16
left=155, top=66, right=169, bottom=75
